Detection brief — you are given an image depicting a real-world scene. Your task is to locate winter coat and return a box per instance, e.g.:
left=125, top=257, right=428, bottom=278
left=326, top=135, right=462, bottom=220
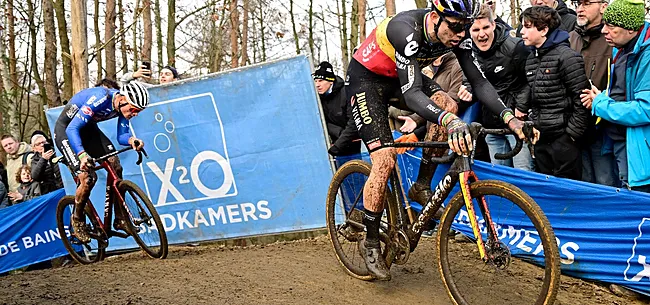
left=592, top=23, right=650, bottom=187
left=466, top=23, right=531, bottom=129
left=31, top=152, right=64, bottom=194
left=5, top=142, right=33, bottom=192
left=15, top=181, right=41, bottom=204
left=521, top=29, right=590, bottom=142
left=319, top=76, right=348, bottom=142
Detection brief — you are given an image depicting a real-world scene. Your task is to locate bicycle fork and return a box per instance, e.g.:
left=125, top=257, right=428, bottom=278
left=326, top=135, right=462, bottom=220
left=459, top=171, right=499, bottom=263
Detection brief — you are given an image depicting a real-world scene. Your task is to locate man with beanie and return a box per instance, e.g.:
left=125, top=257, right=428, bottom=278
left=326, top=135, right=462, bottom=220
left=569, top=0, right=617, bottom=186
left=314, top=61, right=360, bottom=156
left=583, top=0, right=650, bottom=193
left=159, top=66, right=179, bottom=84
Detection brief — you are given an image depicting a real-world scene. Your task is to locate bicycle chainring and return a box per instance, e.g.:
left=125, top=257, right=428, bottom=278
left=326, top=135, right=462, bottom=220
left=392, top=230, right=411, bottom=265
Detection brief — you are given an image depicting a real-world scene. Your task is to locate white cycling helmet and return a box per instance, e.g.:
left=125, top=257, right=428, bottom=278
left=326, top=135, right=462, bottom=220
left=120, top=81, right=150, bottom=110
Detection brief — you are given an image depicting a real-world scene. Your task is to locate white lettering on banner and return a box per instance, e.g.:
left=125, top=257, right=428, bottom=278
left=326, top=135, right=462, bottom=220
left=0, top=227, right=69, bottom=257
left=628, top=255, right=650, bottom=282
left=624, top=218, right=650, bottom=282
left=454, top=210, right=579, bottom=265
left=0, top=242, right=20, bottom=256
left=146, top=151, right=236, bottom=205
left=147, top=159, right=186, bottom=204
left=155, top=201, right=272, bottom=233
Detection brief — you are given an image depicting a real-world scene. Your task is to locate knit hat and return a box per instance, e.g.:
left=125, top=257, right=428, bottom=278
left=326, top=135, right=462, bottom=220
left=162, top=65, right=179, bottom=79
left=313, top=62, right=336, bottom=82
left=603, top=0, right=645, bottom=31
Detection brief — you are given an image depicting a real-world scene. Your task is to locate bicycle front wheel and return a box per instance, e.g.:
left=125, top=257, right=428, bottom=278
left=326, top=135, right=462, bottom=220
left=436, top=180, right=560, bottom=305
left=118, top=180, right=168, bottom=259
left=56, top=196, right=105, bottom=264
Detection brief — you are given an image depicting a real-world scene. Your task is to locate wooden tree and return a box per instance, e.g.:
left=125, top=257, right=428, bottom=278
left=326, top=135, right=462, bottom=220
left=142, top=0, right=153, bottom=63
left=240, top=0, right=249, bottom=66
left=338, top=0, right=349, bottom=72
left=105, top=0, right=117, bottom=80
left=71, top=0, right=90, bottom=91
left=308, top=0, right=314, bottom=58
left=358, top=0, right=366, bottom=40
left=386, top=0, right=396, bottom=16
left=154, top=0, right=163, bottom=69
left=132, top=0, right=141, bottom=70
left=118, top=0, right=128, bottom=72
left=167, top=0, right=176, bottom=66
left=230, top=0, right=239, bottom=68
left=258, top=1, right=266, bottom=62
left=43, top=0, right=61, bottom=106
left=27, top=0, right=49, bottom=130
left=54, top=0, right=73, bottom=99
left=94, top=0, right=103, bottom=80
left=350, top=0, right=359, bottom=52
left=289, top=0, right=300, bottom=54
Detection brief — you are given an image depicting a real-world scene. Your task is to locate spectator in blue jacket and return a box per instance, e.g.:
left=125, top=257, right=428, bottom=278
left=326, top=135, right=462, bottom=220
left=583, top=0, right=650, bottom=191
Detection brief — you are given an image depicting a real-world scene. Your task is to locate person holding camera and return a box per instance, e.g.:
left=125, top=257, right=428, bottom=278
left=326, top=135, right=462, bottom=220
left=120, top=61, right=179, bottom=86
left=30, top=134, right=63, bottom=195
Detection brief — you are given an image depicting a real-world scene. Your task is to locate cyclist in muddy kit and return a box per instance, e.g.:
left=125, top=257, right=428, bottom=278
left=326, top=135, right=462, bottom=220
left=329, top=0, right=540, bottom=280
left=53, top=82, right=150, bottom=243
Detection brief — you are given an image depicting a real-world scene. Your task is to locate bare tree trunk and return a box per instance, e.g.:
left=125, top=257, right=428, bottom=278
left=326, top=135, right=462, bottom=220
left=209, top=1, right=228, bottom=72
left=337, top=0, right=349, bottom=72
left=414, top=0, right=428, bottom=8
left=240, top=0, right=248, bottom=66
left=27, top=0, right=49, bottom=130
left=142, top=0, right=152, bottom=62
left=350, top=0, right=359, bottom=53
left=259, top=2, right=266, bottom=61
left=71, top=0, right=90, bottom=91
left=167, top=0, right=176, bottom=66
left=358, top=0, right=366, bottom=39
left=154, top=0, right=163, bottom=69
left=230, top=0, right=239, bottom=68
left=94, top=0, right=103, bottom=80
left=289, top=0, right=300, bottom=54
left=43, top=0, right=61, bottom=106
left=105, top=0, right=116, bottom=80
left=132, top=0, right=141, bottom=70
left=54, top=0, right=73, bottom=99
left=118, top=0, right=128, bottom=72
left=308, top=0, right=314, bottom=58
left=321, top=6, right=329, bottom=62
left=386, top=0, right=396, bottom=16
left=3, top=0, right=18, bottom=136
left=7, top=0, right=18, bottom=93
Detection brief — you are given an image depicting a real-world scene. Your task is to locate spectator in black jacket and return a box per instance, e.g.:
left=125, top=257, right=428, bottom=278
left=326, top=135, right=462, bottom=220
left=520, top=5, right=590, bottom=180
left=459, top=4, right=534, bottom=171
left=30, top=134, right=63, bottom=194
left=315, top=61, right=360, bottom=156
left=516, top=0, right=578, bottom=36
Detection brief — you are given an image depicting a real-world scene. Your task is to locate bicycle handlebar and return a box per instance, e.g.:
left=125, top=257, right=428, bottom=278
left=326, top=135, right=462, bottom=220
left=388, top=122, right=536, bottom=164
left=89, top=140, right=149, bottom=166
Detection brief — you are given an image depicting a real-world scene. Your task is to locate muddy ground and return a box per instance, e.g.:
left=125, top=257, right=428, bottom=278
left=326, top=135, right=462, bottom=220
left=0, top=235, right=645, bottom=305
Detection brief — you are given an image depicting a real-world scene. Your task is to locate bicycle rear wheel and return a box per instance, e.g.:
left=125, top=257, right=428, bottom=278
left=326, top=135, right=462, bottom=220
left=56, top=196, right=106, bottom=264
left=326, top=160, right=394, bottom=281
left=436, top=180, right=560, bottom=305
left=118, top=180, right=168, bottom=259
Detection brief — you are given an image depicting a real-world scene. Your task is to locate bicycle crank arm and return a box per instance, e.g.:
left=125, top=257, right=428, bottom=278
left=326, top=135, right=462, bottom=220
left=107, top=230, right=130, bottom=239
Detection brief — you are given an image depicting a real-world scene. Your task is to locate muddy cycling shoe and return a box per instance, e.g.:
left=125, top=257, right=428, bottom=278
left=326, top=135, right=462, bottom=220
left=358, top=238, right=391, bottom=281
left=408, top=182, right=444, bottom=219
left=113, top=218, right=130, bottom=232
left=71, top=217, right=91, bottom=244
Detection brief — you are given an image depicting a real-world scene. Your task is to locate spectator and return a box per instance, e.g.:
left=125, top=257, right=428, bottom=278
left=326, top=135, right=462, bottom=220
left=159, top=66, right=179, bottom=84
left=516, top=0, right=577, bottom=36
left=95, top=78, right=120, bottom=89
left=30, top=134, right=63, bottom=195
left=0, top=176, right=8, bottom=209
left=316, top=62, right=361, bottom=156
left=584, top=0, right=650, bottom=191
left=459, top=4, right=534, bottom=171
left=519, top=5, right=590, bottom=180
left=12, top=165, right=41, bottom=204
left=0, top=160, right=8, bottom=195
left=569, top=0, right=617, bottom=186
left=1, top=135, right=34, bottom=194
left=484, top=0, right=513, bottom=30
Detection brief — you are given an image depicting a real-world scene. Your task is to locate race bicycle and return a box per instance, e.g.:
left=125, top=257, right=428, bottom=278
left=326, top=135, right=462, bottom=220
left=326, top=122, right=561, bottom=305
left=56, top=143, right=168, bottom=264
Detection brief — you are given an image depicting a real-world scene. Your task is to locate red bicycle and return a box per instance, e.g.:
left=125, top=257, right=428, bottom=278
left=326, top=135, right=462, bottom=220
left=56, top=144, right=168, bottom=264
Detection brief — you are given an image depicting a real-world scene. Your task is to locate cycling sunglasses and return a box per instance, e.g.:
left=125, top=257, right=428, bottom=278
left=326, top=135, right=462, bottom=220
left=129, top=105, right=143, bottom=114
left=441, top=15, right=472, bottom=34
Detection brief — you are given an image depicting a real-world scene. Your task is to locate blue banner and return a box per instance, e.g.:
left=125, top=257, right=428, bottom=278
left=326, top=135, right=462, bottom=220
left=0, top=190, right=68, bottom=273
left=337, top=133, right=650, bottom=295
left=45, top=56, right=333, bottom=250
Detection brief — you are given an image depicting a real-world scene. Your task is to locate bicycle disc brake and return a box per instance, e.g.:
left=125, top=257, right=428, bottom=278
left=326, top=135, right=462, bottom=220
left=485, top=240, right=511, bottom=270
left=393, top=230, right=411, bottom=265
